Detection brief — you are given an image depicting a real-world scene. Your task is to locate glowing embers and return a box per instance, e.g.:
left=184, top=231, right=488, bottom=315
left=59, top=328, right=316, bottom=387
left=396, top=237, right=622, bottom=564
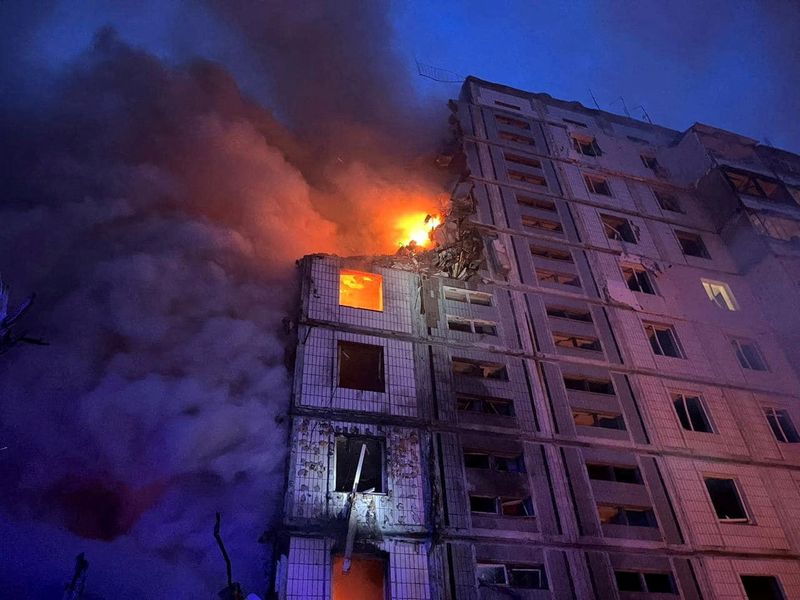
left=332, top=555, right=386, bottom=600
left=339, top=269, right=383, bottom=311
left=395, top=212, right=440, bottom=248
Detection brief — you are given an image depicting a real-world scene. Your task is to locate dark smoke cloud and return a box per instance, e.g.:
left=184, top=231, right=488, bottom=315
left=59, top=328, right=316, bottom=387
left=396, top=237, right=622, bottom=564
left=0, top=2, right=444, bottom=597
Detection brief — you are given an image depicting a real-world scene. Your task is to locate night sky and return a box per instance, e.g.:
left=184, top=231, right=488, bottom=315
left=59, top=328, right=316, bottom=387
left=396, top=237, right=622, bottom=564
left=1, top=2, right=798, bottom=598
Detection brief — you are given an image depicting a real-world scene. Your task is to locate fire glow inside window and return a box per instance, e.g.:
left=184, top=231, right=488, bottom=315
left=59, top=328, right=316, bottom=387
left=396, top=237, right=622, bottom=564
left=339, top=269, right=383, bottom=311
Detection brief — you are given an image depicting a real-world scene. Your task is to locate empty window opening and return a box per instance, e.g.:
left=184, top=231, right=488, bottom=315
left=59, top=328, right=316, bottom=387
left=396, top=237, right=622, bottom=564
left=496, top=114, right=530, bottom=130
left=622, top=265, right=655, bottom=294
left=732, top=339, right=768, bottom=371
left=584, top=174, right=612, bottom=196
left=338, top=341, right=385, bottom=392
left=495, top=99, right=522, bottom=111
left=531, top=245, right=573, bottom=262
left=477, top=564, right=547, bottom=589
left=499, top=131, right=535, bottom=146
left=701, top=279, right=737, bottom=310
left=573, top=410, right=626, bottom=430
left=564, top=376, right=615, bottom=395
left=598, top=505, right=658, bottom=527
left=443, top=286, right=492, bottom=306
left=335, top=436, right=384, bottom=493
left=654, top=189, right=683, bottom=213
left=469, top=495, right=498, bottom=513
left=553, top=333, right=602, bottom=352
left=673, top=393, right=714, bottom=433
left=339, top=269, right=384, bottom=311
left=463, top=452, right=491, bottom=469
left=522, top=215, right=563, bottom=233
left=332, top=555, right=385, bottom=600
left=586, top=463, right=642, bottom=484
left=518, top=195, right=556, bottom=211
left=704, top=477, right=748, bottom=521
left=463, top=451, right=525, bottom=472
left=641, top=155, right=660, bottom=171
left=500, top=497, right=535, bottom=517
left=457, top=394, right=514, bottom=416
left=452, top=357, right=509, bottom=380
left=723, top=168, right=792, bottom=203
left=741, top=575, right=786, bottom=600
left=764, top=407, right=800, bottom=443
left=601, top=214, right=638, bottom=243
left=536, top=268, right=581, bottom=287
left=509, top=567, right=547, bottom=589
left=615, top=571, right=676, bottom=594
left=505, top=153, right=542, bottom=169
left=509, top=170, right=548, bottom=186
left=675, top=230, right=710, bottom=258
left=644, top=322, right=684, bottom=358
left=573, top=136, right=602, bottom=157
left=447, top=316, right=498, bottom=336
left=546, top=306, right=593, bottom=322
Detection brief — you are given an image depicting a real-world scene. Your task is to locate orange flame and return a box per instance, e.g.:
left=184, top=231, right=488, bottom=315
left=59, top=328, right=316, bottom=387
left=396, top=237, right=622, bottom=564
left=395, top=212, right=441, bottom=248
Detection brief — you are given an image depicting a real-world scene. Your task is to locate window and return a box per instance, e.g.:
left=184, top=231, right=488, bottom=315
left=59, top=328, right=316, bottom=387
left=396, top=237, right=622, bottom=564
left=522, top=215, right=563, bottom=233
left=332, top=555, right=386, bottom=600
left=500, top=497, right=535, bottom=517
left=463, top=451, right=525, bottom=472
left=675, top=230, right=710, bottom=258
left=563, top=118, right=588, bottom=128
left=764, top=408, right=800, bottom=443
left=586, top=463, right=642, bottom=484
left=496, top=114, right=530, bottom=130
left=622, top=265, right=655, bottom=294
left=640, top=155, right=660, bottom=171
left=509, top=567, right=547, bottom=589
left=335, top=436, right=384, bottom=493
left=673, top=393, right=714, bottom=433
left=723, top=168, right=792, bottom=203
left=601, top=214, right=638, bottom=243
left=644, top=322, right=684, bottom=358
left=452, top=357, right=509, bottom=380
left=701, top=279, right=738, bottom=310
left=741, top=576, right=786, bottom=600
left=339, top=269, right=383, bottom=311
left=509, top=170, right=548, bottom=186
left=457, top=394, right=515, bottom=416
left=553, top=333, right=602, bottom=351
left=573, top=410, right=626, bottom=430
left=584, top=174, right=612, bottom=196
left=447, top=316, right=498, bottom=336
left=546, top=306, right=593, bottom=322
left=477, top=563, right=507, bottom=585
left=338, top=341, right=385, bottom=392
left=573, top=136, right=602, bottom=157
left=517, top=195, right=556, bottom=211
left=470, top=496, right=498, bottom=513
left=654, top=189, right=683, bottom=213
left=536, top=268, right=581, bottom=287
left=732, top=339, right=768, bottom=371
left=531, top=245, right=573, bottom=262
left=464, top=452, right=491, bottom=469
left=500, top=131, right=535, bottom=146
left=704, top=477, right=748, bottom=521
left=616, top=571, right=676, bottom=594
left=598, top=505, right=658, bottom=527
left=564, top=376, right=615, bottom=395
left=443, top=286, right=492, bottom=306
left=505, top=153, right=542, bottom=169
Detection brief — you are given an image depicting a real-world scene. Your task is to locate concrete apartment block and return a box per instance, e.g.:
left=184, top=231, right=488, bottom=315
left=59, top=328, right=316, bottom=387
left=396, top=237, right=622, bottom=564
left=273, top=77, right=800, bottom=599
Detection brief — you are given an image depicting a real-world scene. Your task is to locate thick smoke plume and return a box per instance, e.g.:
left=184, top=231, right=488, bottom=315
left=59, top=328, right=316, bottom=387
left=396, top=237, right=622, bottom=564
left=0, top=3, right=445, bottom=597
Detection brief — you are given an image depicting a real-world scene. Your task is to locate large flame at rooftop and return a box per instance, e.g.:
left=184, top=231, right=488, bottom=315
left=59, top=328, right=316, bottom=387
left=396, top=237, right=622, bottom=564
left=396, top=212, right=441, bottom=248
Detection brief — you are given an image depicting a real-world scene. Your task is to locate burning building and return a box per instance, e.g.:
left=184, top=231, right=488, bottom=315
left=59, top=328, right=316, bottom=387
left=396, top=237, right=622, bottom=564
left=273, top=77, right=800, bottom=599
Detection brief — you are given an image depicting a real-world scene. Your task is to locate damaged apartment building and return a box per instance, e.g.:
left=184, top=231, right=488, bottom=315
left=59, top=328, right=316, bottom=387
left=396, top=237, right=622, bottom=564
left=274, top=77, right=800, bottom=600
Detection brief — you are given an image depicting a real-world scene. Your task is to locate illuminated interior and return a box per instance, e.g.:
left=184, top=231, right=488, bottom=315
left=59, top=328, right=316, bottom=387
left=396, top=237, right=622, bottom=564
left=395, top=212, right=440, bottom=247
left=332, top=555, right=385, bottom=600
left=339, top=270, right=384, bottom=311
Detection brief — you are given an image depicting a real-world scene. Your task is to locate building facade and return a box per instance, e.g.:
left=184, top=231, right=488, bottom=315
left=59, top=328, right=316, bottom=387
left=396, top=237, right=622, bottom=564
left=275, top=77, right=800, bottom=600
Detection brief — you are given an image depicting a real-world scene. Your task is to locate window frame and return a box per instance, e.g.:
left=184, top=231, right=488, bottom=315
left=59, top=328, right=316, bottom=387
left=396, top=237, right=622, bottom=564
left=334, top=435, right=386, bottom=494
left=621, top=264, right=656, bottom=294
left=546, top=305, right=593, bottom=322
left=653, top=188, right=683, bottom=213
left=704, top=476, right=750, bottom=522
left=701, top=279, right=738, bottom=311
left=644, top=322, right=685, bottom=358
left=572, top=410, right=627, bottom=430
left=601, top=214, right=638, bottom=243
left=597, top=505, right=658, bottom=527
left=536, top=268, right=581, bottom=287
left=338, top=269, right=384, bottom=311
left=456, top=393, right=515, bottom=416
left=584, top=174, right=613, bottom=196
left=764, top=407, right=800, bottom=443
left=521, top=214, right=564, bottom=234
left=446, top=315, right=498, bottom=336
left=452, top=357, right=509, bottom=380
left=573, top=135, right=602, bottom=157
left=337, top=340, right=386, bottom=392
left=553, top=332, right=603, bottom=352
left=442, top=286, right=493, bottom=306
left=673, top=392, right=714, bottom=433
left=675, top=229, right=711, bottom=259
left=731, top=338, right=768, bottom=371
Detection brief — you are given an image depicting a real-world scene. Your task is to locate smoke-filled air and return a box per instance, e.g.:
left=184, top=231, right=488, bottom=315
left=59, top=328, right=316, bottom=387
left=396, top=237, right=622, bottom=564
left=0, top=2, right=447, bottom=597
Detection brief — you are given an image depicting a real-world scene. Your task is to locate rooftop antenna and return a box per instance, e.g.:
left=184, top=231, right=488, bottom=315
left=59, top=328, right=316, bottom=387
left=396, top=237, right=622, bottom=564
left=610, top=97, right=631, bottom=117
left=415, top=59, right=463, bottom=83
left=588, top=88, right=601, bottom=110
left=632, top=105, right=653, bottom=124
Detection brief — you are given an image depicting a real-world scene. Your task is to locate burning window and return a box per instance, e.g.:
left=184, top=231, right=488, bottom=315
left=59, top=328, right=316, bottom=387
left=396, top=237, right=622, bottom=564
left=456, top=393, right=514, bottom=416
left=452, top=357, right=509, bottom=381
left=443, top=286, right=493, bottom=306
left=573, top=410, right=626, bottom=430
left=597, top=505, right=657, bottom=527
left=338, top=341, right=385, bottom=392
left=584, top=174, right=612, bottom=196
left=764, top=407, right=800, bottom=443
left=601, top=214, right=638, bottom=243
left=586, top=463, right=642, bottom=484
left=675, top=230, right=710, bottom=258
left=701, top=279, right=737, bottom=310
left=572, top=135, right=602, bottom=157
left=704, top=477, right=748, bottom=521
left=654, top=189, right=683, bottom=213
left=331, top=555, right=386, bottom=600
left=622, top=265, right=655, bottom=294
left=339, top=269, right=383, bottom=311
left=553, top=333, right=602, bottom=352
left=334, top=435, right=384, bottom=493
left=731, top=338, right=768, bottom=371
left=673, top=393, right=714, bottom=433
left=644, top=322, right=684, bottom=358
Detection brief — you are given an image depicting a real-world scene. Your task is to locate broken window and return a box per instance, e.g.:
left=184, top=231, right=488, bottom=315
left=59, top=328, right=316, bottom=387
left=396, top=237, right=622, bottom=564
left=673, top=393, right=713, bottom=433
left=446, top=316, right=498, bottom=336
left=452, top=357, right=509, bottom=380
left=546, top=306, right=593, bottom=322
left=622, top=265, right=655, bottom=294
left=764, top=407, right=800, bottom=443
left=564, top=376, right=615, bottom=395
left=339, top=269, right=384, bottom=311
left=601, top=214, right=638, bottom=243
left=531, top=245, right=573, bottom=262
left=615, top=571, right=676, bottom=594
left=496, top=114, right=530, bottom=130
left=338, top=341, right=385, bottom=392
left=464, top=452, right=491, bottom=469
left=469, top=496, right=498, bottom=513
left=675, top=230, right=710, bottom=258
left=332, top=555, right=386, bottom=600
left=443, top=286, right=493, bottom=306
left=584, top=174, right=612, bottom=196
left=536, top=268, right=581, bottom=287
left=522, top=215, right=563, bottom=234
left=505, top=153, right=542, bottom=169
left=705, top=477, right=748, bottom=521
left=732, top=338, right=768, bottom=371
left=644, top=322, right=684, bottom=358
left=509, top=170, right=548, bottom=187
left=500, top=497, right=535, bottom=517
left=553, top=333, right=602, bottom=352
left=335, top=435, right=384, bottom=493
left=573, top=136, right=602, bottom=156
left=741, top=576, right=786, bottom=600
left=723, top=168, right=792, bottom=203
left=701, top=279, right=737, bottom=310
left=573, top=410, right=626, bottom=430
left=640, top=154, right=660, bottom=171
left=654, top=189, right=683, bottom=212
left=598, top=505, right=658, bottom=527
left=517, top=195, right=556, bottom=211
left=586, top=463, right=642, bottom=484
left=499, top=131, right=535, bottom=146
left=456, top=394, right=515, bottom=416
